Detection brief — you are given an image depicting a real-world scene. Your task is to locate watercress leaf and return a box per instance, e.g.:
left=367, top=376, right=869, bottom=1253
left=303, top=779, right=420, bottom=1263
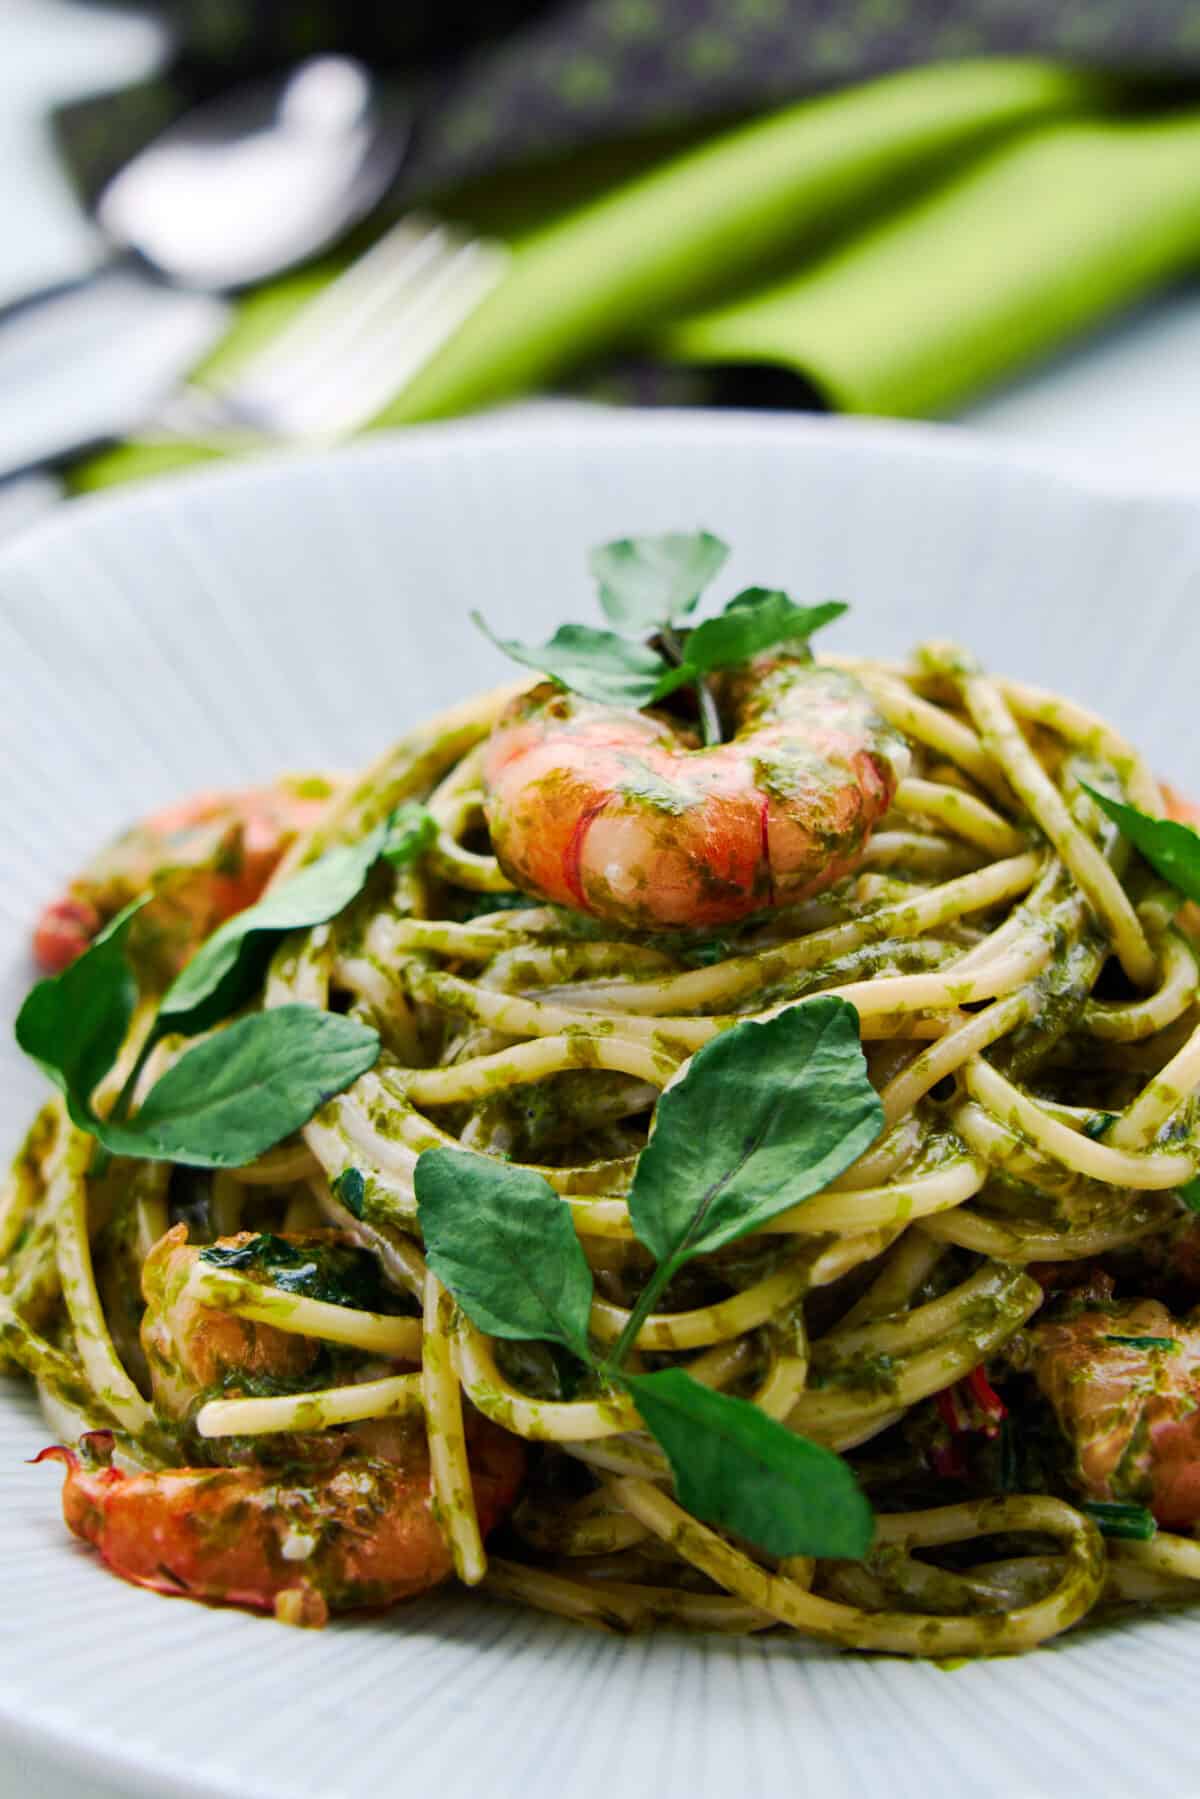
left=382, top=802, right=437, bottom=868
left=1080, top=783, right=1200, bottom=903
left=415, top=1147, right=594, bottom=1357
left=96, top=1007, right=379, bottom=1168
left=15, top=898, right=149, bottom=1124
left=628, top=997, right=883, bottom=1272
left=680, top=591, right=847, bottom=679
left=158, top=821, right=389, bottom=1036
left=588, top=531, right=729, bottom=631
left=472, top=613, right=670, bottom=708
left=626, top=1368, right=874, bottom=1559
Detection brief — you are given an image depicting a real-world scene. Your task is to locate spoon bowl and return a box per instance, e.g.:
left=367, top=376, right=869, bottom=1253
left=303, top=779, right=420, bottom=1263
left=97, top=56, right=410, bottom=291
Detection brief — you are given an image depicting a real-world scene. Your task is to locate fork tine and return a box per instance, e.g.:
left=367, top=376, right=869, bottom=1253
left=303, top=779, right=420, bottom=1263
left=150, top=226, right=453, bottom=443
left=277, top=239, right=508, bottom=437
left=233, top=216, right=451, bottom=389
left=225, top=221, right=505, bottom=437
left=152, top=214, right=508, bottom=444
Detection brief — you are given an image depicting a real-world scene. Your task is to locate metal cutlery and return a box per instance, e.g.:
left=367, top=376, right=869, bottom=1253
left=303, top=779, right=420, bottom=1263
left=97, top=55, right=411, bottom=293
left=0, top=56, right=415, bottom=476
left=152, top=215, right=509, bottom=445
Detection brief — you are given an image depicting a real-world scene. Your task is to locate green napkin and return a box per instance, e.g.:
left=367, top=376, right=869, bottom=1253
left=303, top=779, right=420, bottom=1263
left=72, top=57, right=1200, bottom=489
left=378, top=58, right=1100, bottom=425
left=658, top=110, right=1200, bottom=416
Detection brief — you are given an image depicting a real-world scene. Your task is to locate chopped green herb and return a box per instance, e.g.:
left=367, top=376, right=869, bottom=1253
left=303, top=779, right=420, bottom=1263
left=1080, top=1500, right=1157, bottom=1541
left=1102, top=1335, right=1180, bottom=1353
left=1180, top=1177, right=1200, bottom=1215
left=382, top=803, right=437, bottom=868
left=334, top=1167, right=366, bottom=1220
left=199, top=1231, right=395, bottom=1311
left=452, top=891, right=541, bottom=921
left=678, top=936, right=733, bottom=968
left=1083, top=1112, right=1118, bottom=1141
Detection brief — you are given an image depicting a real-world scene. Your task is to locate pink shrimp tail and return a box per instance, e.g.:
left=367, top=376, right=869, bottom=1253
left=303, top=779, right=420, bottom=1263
left=33, top=897, right=101, bottom=973
left=29, top=1444, right=77, bottom=1471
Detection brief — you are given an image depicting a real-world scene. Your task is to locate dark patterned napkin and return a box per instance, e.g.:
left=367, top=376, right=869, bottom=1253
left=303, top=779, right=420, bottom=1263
left=56, top=0, right=1200, bottom=205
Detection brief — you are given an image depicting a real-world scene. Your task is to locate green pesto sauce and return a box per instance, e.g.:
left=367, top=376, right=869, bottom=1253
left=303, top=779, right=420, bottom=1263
left=198, top=1233, right=410, bottom=1316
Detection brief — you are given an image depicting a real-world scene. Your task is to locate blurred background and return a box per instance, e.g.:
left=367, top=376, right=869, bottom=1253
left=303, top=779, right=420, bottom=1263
left=6, top=0, right=1200, bottom=540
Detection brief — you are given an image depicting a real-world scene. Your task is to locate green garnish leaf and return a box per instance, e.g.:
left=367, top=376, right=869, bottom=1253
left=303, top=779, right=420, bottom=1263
left=1082, top=1111, right=1118, bottom=1141
left=588, top=531, right=729, bottom=632
left=625, top=1368, right=874, bottom=1559
left=415, top=1147, right=594, bottom=1358
left=628, top=998, right=883, bottom=1275
left=411, top=998, right=881, bottom=1566
left=96, top=1007, right=379, bottom=1168
left=1081, top=784, right=1200, bottom=903
left=1080, top=1500, right=1157, bottom=1541
left=475, top=539, right=847, bottom=718
left=680, top=592, right=847, bottom=680
left=1103, top=1334, right=1180, bottom=1353
left=472, top=614, right=671, bottom=708
left=382, top=803, right=437, bottom=868
left=158, top=821, right=391, bottom=1037
left=15, top=898, right=148, bottom=1132
left=1180, top=1177, right=1200, bottom=1214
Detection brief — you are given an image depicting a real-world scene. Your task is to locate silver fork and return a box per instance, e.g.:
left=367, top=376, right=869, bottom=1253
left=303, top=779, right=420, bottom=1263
left=152, top=214, right=509, bottom=444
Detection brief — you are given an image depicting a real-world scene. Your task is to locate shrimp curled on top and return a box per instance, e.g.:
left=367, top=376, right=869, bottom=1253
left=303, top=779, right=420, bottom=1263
left=482, top=655, right=909, bottom=929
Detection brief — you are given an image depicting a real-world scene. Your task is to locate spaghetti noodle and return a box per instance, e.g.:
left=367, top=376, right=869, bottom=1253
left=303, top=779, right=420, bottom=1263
left=6, top=635, right=1200, bottom=1655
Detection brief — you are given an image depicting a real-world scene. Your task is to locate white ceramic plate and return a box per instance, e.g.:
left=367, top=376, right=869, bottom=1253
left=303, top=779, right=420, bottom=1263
left=4, top=414, right=1200, bottom=1799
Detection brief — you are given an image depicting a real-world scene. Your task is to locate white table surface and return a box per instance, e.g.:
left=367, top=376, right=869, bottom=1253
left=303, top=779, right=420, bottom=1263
left=5, top=7, right=1200, bottom=1795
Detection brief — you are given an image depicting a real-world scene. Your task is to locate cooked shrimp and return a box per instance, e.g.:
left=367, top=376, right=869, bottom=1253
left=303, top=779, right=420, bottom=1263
left=40, top=1224, right=524, bottom=1622
left=1163, top=783, right=1199, bottom=830
left=482, top=655, right=909, bottom=928
left=140, top=1225, right=324, bottom=1421
left=37, top=1420, right=525, bottom=1626
left=1162, top=783, right=1200, bottom=943
left=33, top=776, right=340, bottom=976
left=1026, top=1299, right=1200, bottom=1528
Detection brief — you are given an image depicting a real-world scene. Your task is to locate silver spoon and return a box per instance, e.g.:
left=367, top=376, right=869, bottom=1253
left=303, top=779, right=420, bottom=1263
left=97, top=54, right=411, bottom=291
left=0, top=56, right=411, bottom=478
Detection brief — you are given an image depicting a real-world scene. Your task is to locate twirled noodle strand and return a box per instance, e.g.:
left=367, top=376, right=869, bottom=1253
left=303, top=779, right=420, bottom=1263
left=10, top=639, right=1200, bottom=1656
